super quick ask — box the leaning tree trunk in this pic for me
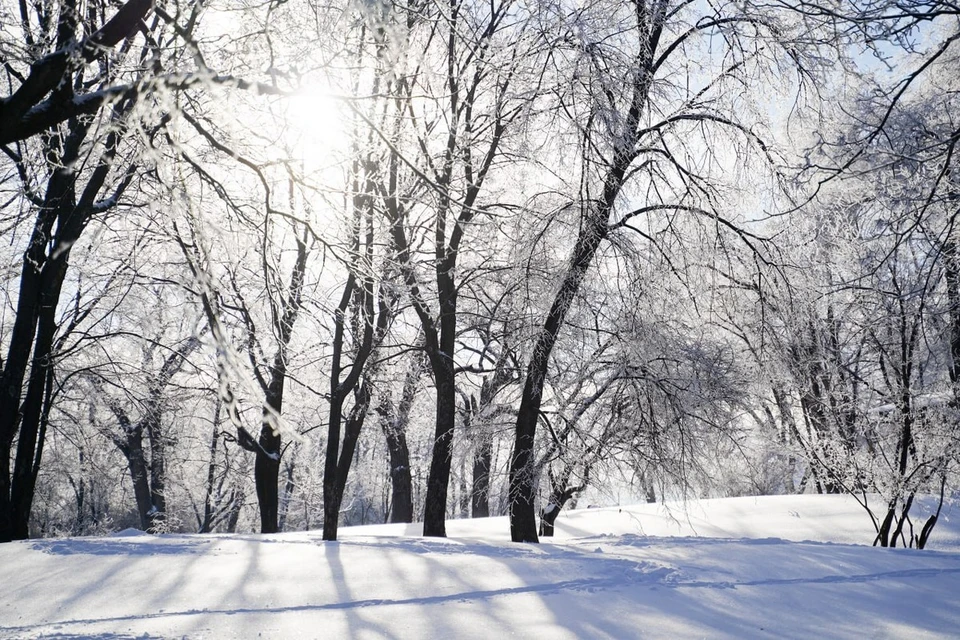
[538,465,585,537]
[508,207,612,543]
[539,490,575,538]
[506,1,652,541]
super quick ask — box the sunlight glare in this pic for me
[284,87,351,173]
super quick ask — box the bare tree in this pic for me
[95,335,202,532]
[349,0,541,536]
[509,0,805,541]
[0,0,175,542]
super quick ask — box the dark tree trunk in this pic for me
[539,502,562,537]
[0,157,79,542]
[225,488,243,533]
[252,233,308,534]
[255,417,282,534]
[333,384,373,528]
[471,437,492,518]
[1,126,107,541]
[379,0,514,537]
[321,221,383,540]
[123,430,154,531]
[538,465,583,537]
[381,413,414,524]
[423,370,456,537]
[507,0,654,543]
[509,211,610,543]
[255,379,285,535]
[144,410,167,531]
[199,418,221,534]
[324,381,375,539]
[0,0,148,544]
[323,391,347,539]
[467,355,515,520]
[376,350,420,524]
[944,241,960,391]
[278,458,296,532]
[10,256,67,539]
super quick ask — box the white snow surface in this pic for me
[4,494,960,639]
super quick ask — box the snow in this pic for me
[3,495,959,639]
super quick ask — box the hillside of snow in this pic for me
[3,494,960,639]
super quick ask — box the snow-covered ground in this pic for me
[4,494,960,639]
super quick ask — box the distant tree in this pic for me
[95,333,203,533]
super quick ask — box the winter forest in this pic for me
[1,0,958,549]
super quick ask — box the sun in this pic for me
[283,86,352,174]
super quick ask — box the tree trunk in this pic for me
[471,437,492,518]
[324,382,374,539]
[255,438,281,533]
[509,211,610,543]
[423,370,456,536]
[253,232,307,534]
[539,502,562,537]
[199,410,221,533]
[376,349,420,524]
[123,430,154,531]
[278,458,297,532]
[257,383,284,534]
[225,488,243,533]
[538,465,582,537]
[0,159,77,542]
[0,0,147,544]
[144,410,167,532]
[383,420,414,524]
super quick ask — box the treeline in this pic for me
[1,0,958,547]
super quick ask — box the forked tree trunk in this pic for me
[377,355,420,524]
[1,105,134,541]
[322,201,384,540]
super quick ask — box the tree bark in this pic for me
[1,110,131,540]
[423,368,456,536]
[509,211,611,543]
[471,438,492,518]
[377,355,420,524]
